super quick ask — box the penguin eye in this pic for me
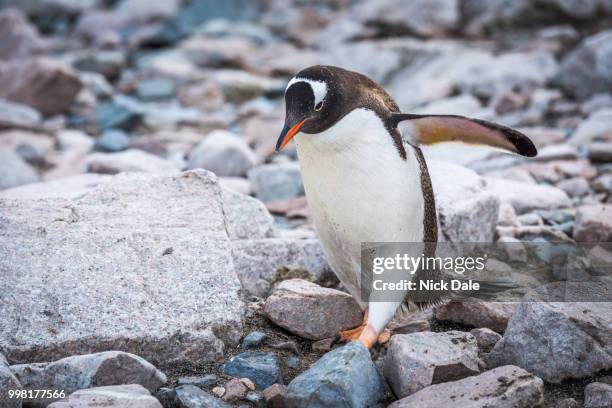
[315,101,323,111]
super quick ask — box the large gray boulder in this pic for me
[389,365,544,408]
[286,342,383,408]
[187,130,257,177]
[485,297,611,383]
[0,170,243,366]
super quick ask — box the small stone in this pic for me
[187,130,257,177]
[571,108,612,145]
[557,177,590,197]
[222,378,248,402]
[96,96,143,132]
[588,142,612,163]
[263,384,287,408]
[239,378,256,391]
[434,299,518,333]
[175,385,231,408]
[388,319,431,335]
[286,342,383,407]
[286,356,300,370]
[311,338,335,353]
[389,365,544,408]
[593,174,612,193]
[222,352,282,390]
[263,279,363,340]
[0,149,39,190]
[212,386,225,398]
[556,398,580,408]
[177,374,218,388]
[245,391,265,407]
[470,328,502,352]
[48,384,162,408]
[584,382,612,408]
[94,129,130,153]
[534,144,578,162]
[517,213,543,226]
[241,331,267,351]
[136,77,175,102]
[248,162,304,203]
[384,331,481,398]
[11,351,167,402]
[72,50,126,81]
[271,340,300,355]
[573,204,612,241]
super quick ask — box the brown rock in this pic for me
[311,338,334,353]
[434,299,518,332]
[470,327,502,352]
[388,319,431,335]
[263,279,362,340]
[389,365,544,408]
[266,196,310,219]
[383,331,481,398]
[574,204,612,242]
[0,58,82,116]
[0,8,45,60]
[518,127,566,147]
[263,383,287,408]
[222,378,247,402]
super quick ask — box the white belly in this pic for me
[295,108,425,306]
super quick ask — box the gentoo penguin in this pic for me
[275,65,537,348]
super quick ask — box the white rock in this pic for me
[571,108,612,145]
[485,177,571,214]
[187,130,257,177]
[86,149,180,175]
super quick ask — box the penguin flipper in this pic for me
[391,113,538,157]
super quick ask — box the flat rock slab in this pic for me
[286,342,383,408]
[434,299,518,333]
[11,351,166,404]
[0,170,243,366]
[389,365,544,408]
[263,279,363,340]
[48,384,162,408]
[384,331,481,398]
[485,299,612,383]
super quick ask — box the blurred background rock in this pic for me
[0,0,611,240]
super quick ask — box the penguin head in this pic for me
[276,66,343,151]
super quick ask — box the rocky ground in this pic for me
[1,0,612,407]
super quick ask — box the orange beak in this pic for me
[275,118,306,152]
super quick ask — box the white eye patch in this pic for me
[286,77,328,107]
